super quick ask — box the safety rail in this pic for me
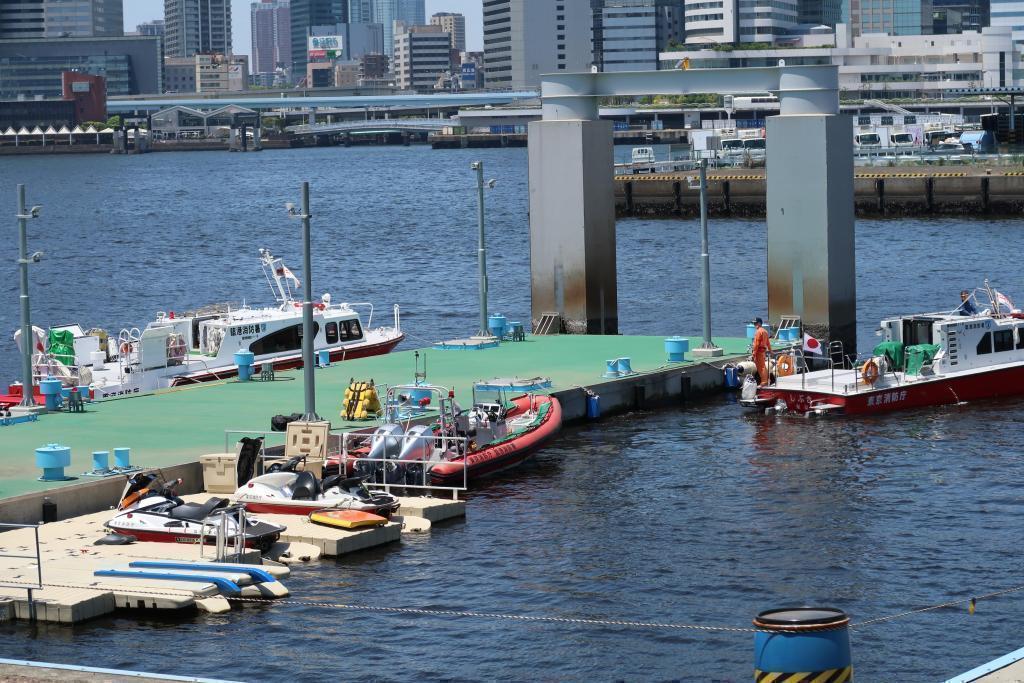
[200,504,247,562]
[338,431,468,500]
[0,523,42,621]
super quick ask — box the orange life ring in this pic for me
[119,342,130,355]
[861,359,880,385]
[776,354,796,377]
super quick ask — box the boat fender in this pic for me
[861,358,880,385]
[776,354,796,377]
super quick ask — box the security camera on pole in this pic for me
[13,184,45,415]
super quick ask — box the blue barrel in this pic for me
[616,357,633,375]
[39,377,63,411]
[602,360,620,378]
[746,323,757,340]
[113,447,131,469]
[754,608,852,681]
[488,314,508,339]
[234,350,255,382]
[664,336,689,363]
[724,366,740,388]
[317,349,330,367]
[586,393,600,419]
[92,450,110,471]
[36,443,72,481]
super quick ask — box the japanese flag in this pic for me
[995,290,1015,313]
[276,265,300,288]
[803,333,823,355]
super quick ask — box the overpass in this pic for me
[107,91,539,115]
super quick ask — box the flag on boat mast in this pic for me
[276,264,300,288]
[803,333,823,355]
[995,290,1014,314]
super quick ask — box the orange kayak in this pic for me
[309,509,388,529]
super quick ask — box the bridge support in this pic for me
[528,66,856,352]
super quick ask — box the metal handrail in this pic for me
[0,523,42,621]
[200,503,247,562]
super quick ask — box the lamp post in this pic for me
[15,184,43,407]
[691,157,723,357]
[287,182,320,421]
[471,161,492,337]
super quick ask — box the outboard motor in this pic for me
[359,424,404,482]
[396,424,436,486]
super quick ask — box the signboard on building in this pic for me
[460,62,477,88]
[71,81,91,93]
[308,35,343,60]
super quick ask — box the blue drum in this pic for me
[754,607,852,681]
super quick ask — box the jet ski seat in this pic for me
[170,497,229,521]
[291,471,321,500]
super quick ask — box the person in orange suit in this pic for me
[751,317,771,386]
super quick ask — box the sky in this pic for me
[123,0,483,56]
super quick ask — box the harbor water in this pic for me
[1,148,1024,680]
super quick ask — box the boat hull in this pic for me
[103,524,280,550]
[758,364,1024,415]
[429,395,562,485]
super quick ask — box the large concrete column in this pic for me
[766,114,856,355]
[528,119,617,334]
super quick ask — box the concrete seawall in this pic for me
[616,169,1024,218]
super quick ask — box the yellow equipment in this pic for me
[342,379,382,420]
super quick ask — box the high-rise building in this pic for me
[372,0,426,57]
[164,0,232,58]
[800,0,844,27]
[252,0,291,77]
[991,0,1024,48]
[592,0,684,72]
[483,0,593,89]
[932,0,990,32]
[430,11,465,51]
[844,0,933,36]
[290,0,347,81]
[0,0,45,39]
[394,23,450,90]
[137,19,166,37]
[682,0,798,44]
[45,0,123,37]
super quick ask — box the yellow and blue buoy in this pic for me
[753,607,852,682]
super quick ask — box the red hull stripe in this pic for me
[104,525,277,548]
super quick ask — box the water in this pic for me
[1,147,1023,681]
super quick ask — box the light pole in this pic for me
[691,157,723,357]
[470,161,497,337]
[15,184,43,407]
[287,182,320,421]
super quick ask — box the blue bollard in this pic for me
[113,447,131,469]
[92,450,110,471]
[664,336,689,363]
[35,444,73,481]
[586,393,601,420]
[39,377,63,411]
[616,357,633,375]
[602,360,620,379]
[754,608,852,681]
[487,314,508,339]
[234,351,255,381]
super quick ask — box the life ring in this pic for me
[861,359,880,385]
[119,342,131,355]
[776,354,796,377]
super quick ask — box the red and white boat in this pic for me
[3,249,403,404]
[741,285,1024,416]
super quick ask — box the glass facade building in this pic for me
[592,0,685,71]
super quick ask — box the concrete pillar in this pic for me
[528,119,617,334]
[766,114,856,354]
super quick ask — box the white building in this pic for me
[196,53,249,92]
[394,24,451,91]
[991,0,1024,50]
[661,25,1020,99]
[483,0,593,90]
[682,0,798,45]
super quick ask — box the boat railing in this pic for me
[344,302,374,328]
[200,503,247,562]
[338,431,469,500]
[0,522,42,621]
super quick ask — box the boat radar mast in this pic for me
[259,248,300,307]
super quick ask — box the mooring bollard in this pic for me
[234,350,255,381]
[753,607,852,681]
[113,447,131,469]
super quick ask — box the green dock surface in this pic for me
[0,335,748,500]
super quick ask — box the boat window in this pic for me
[325,322,338,344]
[249,322,320,356]
[1018,327,1024,350]
[349,319,362,340]
[993,329,1014,353]
[902,318,934,346]
[976,332,992,355]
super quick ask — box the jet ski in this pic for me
[105,473,285,550]
[235,457,400,518]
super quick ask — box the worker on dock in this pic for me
[957,290,978,316]
[751,317,770,386]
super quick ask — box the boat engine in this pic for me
[359,424,404,482]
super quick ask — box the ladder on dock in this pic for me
[534,312,562,336]
[0,523,42,621]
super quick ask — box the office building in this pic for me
[0,0,45,39]
[0,36,163,98]
[290,0,346,80]
[430,11,465,51]
[592,0,684,72]
[252,0,291,77]
[800,0,843,27]
[137,19,165,36]
[196,53,249,92]
[394,23,450,90]
[483,0,593,89]
[372,0,426,57]
[165,56,198,91]
[683,0,798,44]
[164,0,232,58]
[991,0,1024,49]
[932,1,989,32]
[845,0,933,36]
[661,24,1018,97]
[45,0,123,37]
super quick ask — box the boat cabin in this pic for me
[879,312,1024,374]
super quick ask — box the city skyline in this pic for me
[123,0,481,56]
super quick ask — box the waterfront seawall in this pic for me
[616,168,1024,217]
